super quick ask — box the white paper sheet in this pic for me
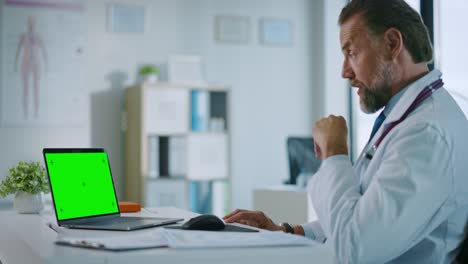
[163,229,317,248]
[56,230,168,250]
[55,228,318,251]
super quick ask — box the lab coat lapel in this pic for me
[384,69,442,125]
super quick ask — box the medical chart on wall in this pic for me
[1,0,86,126]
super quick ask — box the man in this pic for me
[224,0,468,263]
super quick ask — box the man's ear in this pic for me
[383,28,403,61]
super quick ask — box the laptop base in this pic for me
[61,216,183,231]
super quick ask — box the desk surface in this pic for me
[0,207,335,264]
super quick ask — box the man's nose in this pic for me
[341,59,354,79]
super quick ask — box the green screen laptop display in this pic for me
[45,152,119,221]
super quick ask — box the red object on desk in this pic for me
[118,201,141,212]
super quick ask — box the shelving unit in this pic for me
[124,82,230,216]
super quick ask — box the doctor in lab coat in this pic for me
[224,0,468,263]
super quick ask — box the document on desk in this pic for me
[55,229,317,251]
[56,230,168,251]
[163,229,317,248]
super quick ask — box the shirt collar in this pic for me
[382,83,408,118]
[383,69,442,124]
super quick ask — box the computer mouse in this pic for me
[181,214,225,231]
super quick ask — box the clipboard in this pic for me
[55,239,168,251]
[55,230,169,251]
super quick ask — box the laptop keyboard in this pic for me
[90,217,169,227]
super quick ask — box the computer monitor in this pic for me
[286,137,321,185]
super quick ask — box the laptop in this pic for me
[43,148,183,231]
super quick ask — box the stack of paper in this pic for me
[163,229,317,248]
[55,229,318,251]
[56,231,168,251]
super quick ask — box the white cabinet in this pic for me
[187,133,228,180]
[124,83,230,215]
[144,88,189,134]
[145,178,188,209]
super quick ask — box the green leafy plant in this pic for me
[139,65,160,76]
[0,161,50,197]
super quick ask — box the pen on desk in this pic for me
[74,240,105,249]
[48,222,60,233]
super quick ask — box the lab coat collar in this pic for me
[383,69,442,125]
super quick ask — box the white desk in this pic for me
[0,207,335,264]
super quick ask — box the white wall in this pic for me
[0,0,348,211]
[175,0,320,209]
[323,0,348,118]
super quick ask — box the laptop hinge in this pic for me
[59,214,119,225]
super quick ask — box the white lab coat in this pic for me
[304,70,468,263]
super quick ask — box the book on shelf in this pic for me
[191,90,210,132]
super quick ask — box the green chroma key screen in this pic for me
[45,152,119,221]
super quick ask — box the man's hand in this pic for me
[313,115,349,160]
[223,209,282,231]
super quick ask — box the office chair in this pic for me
[286,137,321,185]
[456,221,468,263]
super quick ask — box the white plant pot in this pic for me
[142,74,158,84]
[14,191,43,214]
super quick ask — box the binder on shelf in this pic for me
[200,181,213,214]
[191,90,210,132]
[212,181,229,217]
[189,181,213,214]
[147,136,159,178]
[209,91,227,131]
[189,181,200,213]
[159,137,169,177]
[169,136,187,177]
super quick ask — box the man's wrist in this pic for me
[323,146,348,159]
[279,222,295,234]
[278,223,306,236]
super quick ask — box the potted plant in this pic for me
[139,65,160,84]
[0,161,50,213]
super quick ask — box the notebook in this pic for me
[43,148,183,231]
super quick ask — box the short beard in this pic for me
[359,61,394,114]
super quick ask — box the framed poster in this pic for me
[259,18,293,46]
[2,0,86,126]
[214,15,251,44]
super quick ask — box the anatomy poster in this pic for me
[1,0,86,126]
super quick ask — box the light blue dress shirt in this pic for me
[303,69,468,263]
